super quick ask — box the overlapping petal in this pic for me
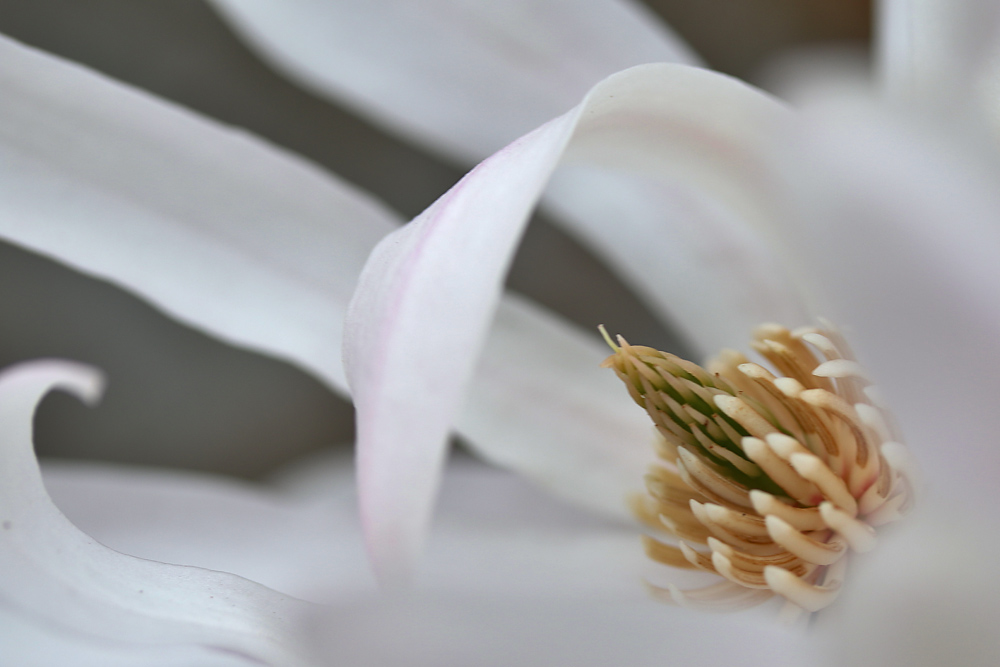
[207,0,700,163]
[0,33,396,393]
[205,0,809,358]
[42,458,373,604]
[775,92,1000,497]
[344,63,813,581]
[44,452,813,665]
[0,33,679,542]
[458,296,652,522]
[0,360,317,665]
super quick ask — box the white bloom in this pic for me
[1,1,1000,665]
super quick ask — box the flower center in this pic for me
[601,321,914,616]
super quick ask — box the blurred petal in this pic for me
[42,459,373,604]
[298,457,810,666]
[2,610,262,667]
[0,33,713,526]
[211,0,803,352]
[49,453,646,600]
[776,91,1000,498]
[877,0,1000,121]
[313,592,811,667]
[0,360,316,665]
[544,165,806,359]
[0,34,399,393]
[457,296,651,522]
[345,64,809,580]
[819,496,1000,666]
[208,0,701,163]
[417,456,652,597]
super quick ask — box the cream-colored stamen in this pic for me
[601,321,913,614]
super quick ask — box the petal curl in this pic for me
[0,360,317,665]
[42,459,373,604]
[345,64,808,580]
[346,115,578,582]
[0,34,704,530]
[208,0,701,162]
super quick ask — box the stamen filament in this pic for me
[602,321,913,614]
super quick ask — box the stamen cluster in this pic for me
[602,322,913,615]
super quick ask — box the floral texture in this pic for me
[1,1,1000,665]
[605,323,912,613]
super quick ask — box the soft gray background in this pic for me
[0,0,870,477]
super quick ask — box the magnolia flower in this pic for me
[2,1,1000,665]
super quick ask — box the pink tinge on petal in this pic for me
[345,63,806,583]
[346,115,580,583]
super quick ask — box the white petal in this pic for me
[211,0,789,354]
[777,91,1000,498]
[0,360,316,665]
[458,295,652,521]
[316,458,811,666]
[345,64,807,579]
[544,164,808,358]
[208,0,701,163]
[346,114,579,582]
[538,64,810,355]
[818,495,1000,666]
[37,455,811,665]
[0,34,399,394]
[418,456,649,598]
[0,33,708,527]
[313,593,812,667]
[42,459,374,604]
[2,609,260,667]
[877,0,1000,123]
[211,0,804,352]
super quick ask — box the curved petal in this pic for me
[345,63,810,580]
[0,33,749,531]
[346,114,579,582]
[775,91,1000,498]
[42,459,373,604]
[2,609,265,667]
[35,455,809,665]
[0,33,399,394]
[0,360,318,665]
[457,295,652,522]
[543,165,807,357]
[207,0,701,163]
[47,453,645,601]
